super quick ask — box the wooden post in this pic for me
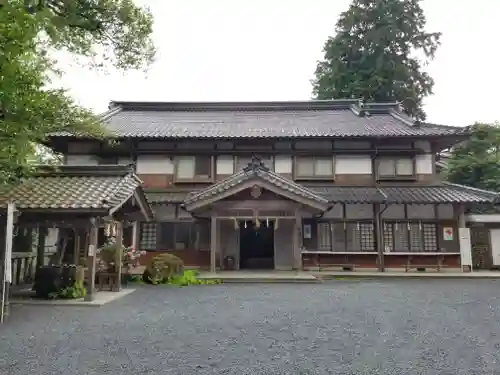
[132,221,139,250]
[374,204,384,272]
[84,219,98,302]
[210,216,217,273]
[73,230,80,266]
[36,226,47,269]
[293,208,302,270]
[113,221,123,292]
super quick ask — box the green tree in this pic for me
[312,0,440,119]
[445,123,500,192]
[0,0,155,184]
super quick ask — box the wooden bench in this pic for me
[97,272,119,291]
[302,252,357,271]
[405,255,445,272]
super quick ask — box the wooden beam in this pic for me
[84,219,98,302]
[113,221,123,292]
[36,226,47,270]
[210,216,217,273]
[374,204,384,272]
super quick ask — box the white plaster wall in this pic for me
[335,155,372,174]
[65,155,98,165]
[136,155,174,174]
[274,155,293,174]
[416,154,434,174]
[216,155,234,175]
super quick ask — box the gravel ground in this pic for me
[1,280,500,375]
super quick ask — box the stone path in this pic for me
[1,280,500,374]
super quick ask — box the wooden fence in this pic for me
[10,252,53,287]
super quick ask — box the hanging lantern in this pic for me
[244,221,247,229]
[266,217,269,228]
[104,222,111,237]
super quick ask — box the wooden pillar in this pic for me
[132,221,140,250]
[36,226,47,269]
[210,216,217,273]
[374,204,384,272]
[73,230,80,266]
[293,208,302,270]
[113,221,123,292]
[84,218,98,302]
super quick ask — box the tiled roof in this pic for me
[147,183,499,207]
[307,183,499,204]
[184,158,329,208]
[0,166,153,217]
[52,100,468,139]
[307,186,386,204]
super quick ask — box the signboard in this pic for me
[303,224,311,239]
[459,228,472,271]
[443,227,454,241]
[88,244,96,257]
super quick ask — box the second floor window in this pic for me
[377,157,414,179]
[295,156,334,179]
[175,156,212,181]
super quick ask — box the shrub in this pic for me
[142,253,184,284]
[57,281,87,299]
[169,270,222,286]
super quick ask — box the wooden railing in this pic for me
[10,253,53,287]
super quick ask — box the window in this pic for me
[316,221,375,252]
[377,157,414,179]
[138,221,211,251]
[295,156,334,179]
[175,156,212,181]
[383,221,438,253]
[236,155,274,171]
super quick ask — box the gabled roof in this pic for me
[52,100,469,139]
[0,165,154,219]
[183,158,330,211]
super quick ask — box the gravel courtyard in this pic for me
[1,279,500,374]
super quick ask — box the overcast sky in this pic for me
[55,0,499,127]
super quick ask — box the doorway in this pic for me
[239,220,274,269]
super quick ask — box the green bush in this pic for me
[168,270,222,286]
[52,281,87,299]
[142,253,184,284]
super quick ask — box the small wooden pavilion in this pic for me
[0,165,153,310]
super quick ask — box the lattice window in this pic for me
[383,223,394,252]
[359,223,375,251]
[139,222,157,250]
[317,222,332,250]
[346,222,375,252]
[332,223,346,252]
[393,222,409,251]
[423,224,438,252]
[409,223,422,252]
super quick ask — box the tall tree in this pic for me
[0,0,155,184]
[445,123,500,192]
[312,0,440,119]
